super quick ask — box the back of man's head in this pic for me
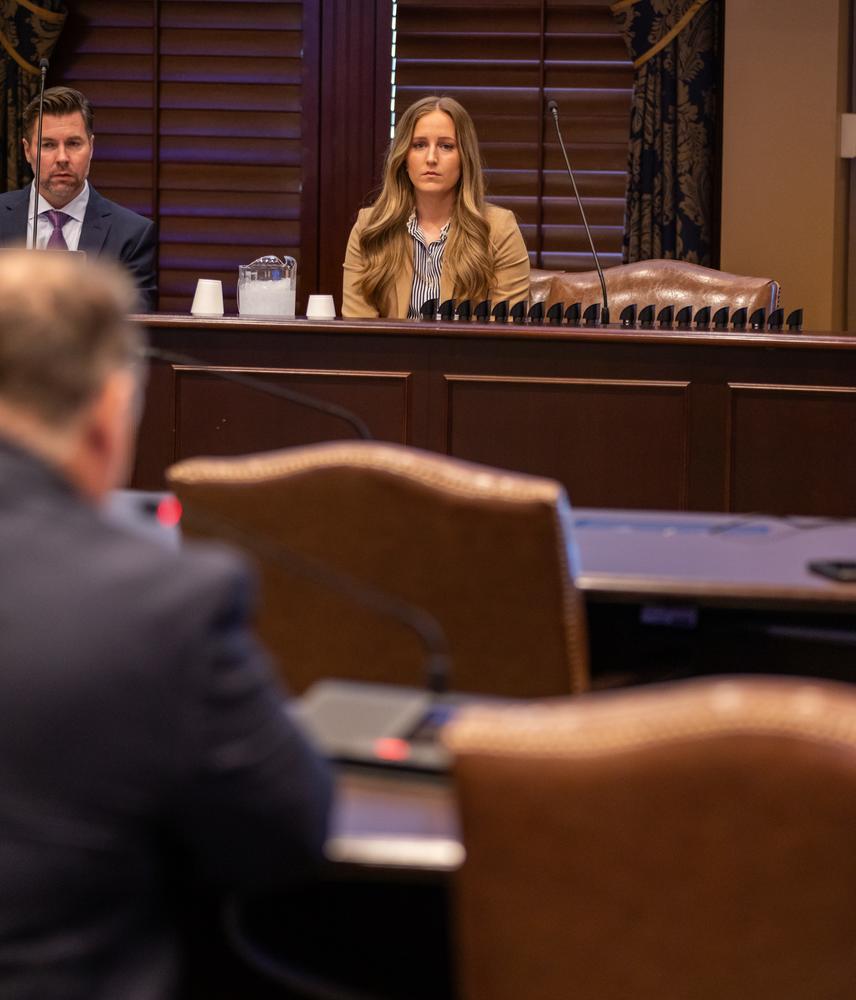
[0,251,140,426]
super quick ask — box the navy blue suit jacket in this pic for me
[0,439,332,999]
[0,184,158,311]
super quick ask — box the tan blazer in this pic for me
[342,203,531,319]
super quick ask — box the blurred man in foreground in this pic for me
[0,251,331,998]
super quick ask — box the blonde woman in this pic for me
[342,96,530,319]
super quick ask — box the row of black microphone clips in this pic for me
[419,298,805,332]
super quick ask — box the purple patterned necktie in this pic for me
[43,209,71,250]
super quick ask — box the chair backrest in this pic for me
[445,676,856,1000]
[545,258,780,317]
[529,268,565,305]
[167,442,589,697]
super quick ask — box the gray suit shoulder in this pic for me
[97,514,254,620]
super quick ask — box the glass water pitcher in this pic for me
[237,255,297,317]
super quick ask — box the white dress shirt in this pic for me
[26,181,90,251]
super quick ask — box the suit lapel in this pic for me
[393,250,414,319]
[0,187,32,245]
[78,187,110,255]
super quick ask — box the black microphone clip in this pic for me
[420,298,439,321]
[712,306,729,331]
[510,301,527,324]
[545,302,564,326]
[657,305,674,330]
[675,306,693,330]
[786,308,803,332]
[748,308,766,331]
[694,306,711,330]
[582,303,601,327]
[564,302,582,326]
[526,301,544,325]
[638,304,656,329]
[731,307,748,331]
[619,304,637,329]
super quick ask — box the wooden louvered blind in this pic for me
[55,0,311,311]
[394,0,633,270]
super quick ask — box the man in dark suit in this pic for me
[0,86,157,311]
[0,250,332,998]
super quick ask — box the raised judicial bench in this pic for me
[134,315,856,519]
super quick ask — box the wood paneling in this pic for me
[172,367,412,460]
[316,0,393,306]
[727,383,856,516]
[52,1,155,218]
[443,375,689,508]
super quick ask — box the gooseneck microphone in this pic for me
[143,347,451,692]
[547,99,610,325]
[29,57,50,251]
[179,500,452,694]
[145,346,373,440]
[137,348,452,693]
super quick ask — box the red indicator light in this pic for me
[373,737,411,761]
[156,496,183,527]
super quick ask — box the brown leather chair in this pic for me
[166,441,589,697]
[529,267,565,305]
[545,258,780,318]
[446,676,856,1000]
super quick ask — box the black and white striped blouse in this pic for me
[406,213,451,319]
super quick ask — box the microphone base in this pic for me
[296,680,501,774]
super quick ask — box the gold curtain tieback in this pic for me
[12,0,66,23]
[0,28,39,74]
[610,0,710,69]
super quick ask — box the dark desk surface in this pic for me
[139,313,856,350]
[573,508,856,611]
[327,767,461,872]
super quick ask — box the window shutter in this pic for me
[394,0,632,270]
[54,2,156,220]
[56,0,312,311]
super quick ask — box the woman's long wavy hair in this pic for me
[357,96,494,315]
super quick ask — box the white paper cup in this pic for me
[305,294,336,320]
[190,278,224,316]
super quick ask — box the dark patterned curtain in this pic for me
[612,0,720,265]
[1,0,66,192]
